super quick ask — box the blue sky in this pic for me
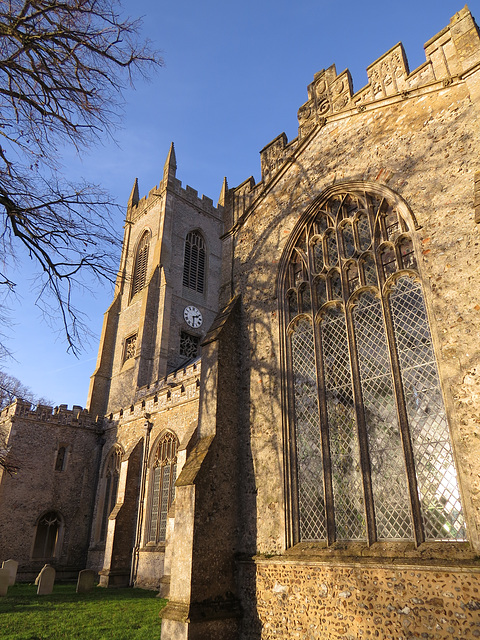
[3,0,479,409]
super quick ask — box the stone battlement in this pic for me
[0,400,96,428]
[105,358,201,426]
[128,175,221,224]
[227,5,480,224]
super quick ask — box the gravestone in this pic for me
[34,564,48,585]
[0,568,9,596]
[76,569,96,593]
[2,559,18,586]
[37,564,55,595]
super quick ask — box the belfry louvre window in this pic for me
[131,232,150,298]
[183,231,206,293]
[282,188,466,546]
[147,432,178,544]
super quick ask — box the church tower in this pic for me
[87,145,224,417]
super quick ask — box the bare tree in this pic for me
[0,369,52,408]
[0,369,53,473]
[0,0,162,354]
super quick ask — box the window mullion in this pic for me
[344,304,377,545]
[312,313,336,544]
[285,329,301,546]
[308,234,335,543]
[380,292,425,546]
[156,463,163,543]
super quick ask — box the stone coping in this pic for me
[251,541,480,571]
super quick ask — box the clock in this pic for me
[183,305,203,328]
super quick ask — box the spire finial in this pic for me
[128,177,139,208]
[163,142,177,182]
[218,176,228,207]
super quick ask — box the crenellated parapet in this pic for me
[126,143,222,226]
[0,399,97,428]
[104,358,201,427]
[225,5,480,210]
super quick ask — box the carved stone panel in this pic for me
[367,44,409,99]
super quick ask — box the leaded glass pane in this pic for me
[357,213,371,251]
[325,230,338,267]
[384,210,401,242]
[158,464,172,542]
[322,308,366,540]
[300,285,312,315]
[328,198,342,217]
[343,194,358,217]
[288,289,298,319]
[347,262,360,297]
[315,278,327,307]
[313,240,324,273]
[291,319,326,540]
[342,222,355,258]
[362,253,377,287]
[330,271,342,300]
[400,237,417,270]
[381,245,397,279]
[390,277,466,540]
[354,293,413,539]
[314,214,329,235]
[149,466,162,542]
[294,264,304,288]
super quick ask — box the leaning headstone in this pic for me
[2,559,18,586]
[37,564,55,595]
[35,564,49,585]
[0,568,9,596]
[76,569,96,593]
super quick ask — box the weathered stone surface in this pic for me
[2,559,18,586]
[0,568,9,596]
[0,403,100,582]
[37,565,55,595]
[76,569,96,593]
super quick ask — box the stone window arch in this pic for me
[130,230,150,299]
[32,511,63,559]
[183,230,206,294]
[99,445,122,542]
[279,185,466,547]
[54,445,67,471]
[146,431,178,544]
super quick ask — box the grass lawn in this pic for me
[0,583,166,640]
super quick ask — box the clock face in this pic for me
[183,306,203,328]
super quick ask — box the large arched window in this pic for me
[32,511,63,559]
[99,446,122,542]
[183,230,206,293]
[146,432,178,544]
[282,187,466,546]
[130,231,150,298]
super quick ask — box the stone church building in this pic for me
[1,6,480,638]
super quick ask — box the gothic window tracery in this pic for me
[282,188,466,546]
[180,331,200,360]
[183,230,206,294]
[123,334,137,363]
[131,231,150,299]
[32,511,63,559]
[146,432,178,544]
